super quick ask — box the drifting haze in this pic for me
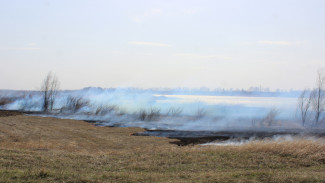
[1,0,325,90]
[0,88,305,131]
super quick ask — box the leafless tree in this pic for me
[310,70,325,126]
[298,89,312,126]
[41,72,60,112]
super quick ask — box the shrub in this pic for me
[194,107,206,120]
[95,104,119,115]
[261,108,279,127]
[62,96,89,113]
[138,107,161,121]
[166,107,183,116]
[138,109,147,121]
[147,107,161,121]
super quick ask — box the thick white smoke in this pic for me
[1,87,323,131]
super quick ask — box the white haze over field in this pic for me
[1,87,317,132]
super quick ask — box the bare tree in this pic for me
[310,70,325,126]
[298,89,311,126]
[41,72,60,112]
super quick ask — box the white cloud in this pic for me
[175,53,231,60]
[128,41,172,47]
[257,40,294,46]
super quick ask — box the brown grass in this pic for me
[0,111,324,182]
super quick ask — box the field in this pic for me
[0,110,324,182]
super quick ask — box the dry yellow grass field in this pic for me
[0,111,325,182]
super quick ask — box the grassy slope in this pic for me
[0,112,324,182]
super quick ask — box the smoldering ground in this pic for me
[1,87,324,145]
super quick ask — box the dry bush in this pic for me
[62,96,90,113]
[147,107,161,121]
[260,108,279,127]
[95,104,119,115]
[138,109,147,121]
[138,107,161,121]
[166,107,183,116]
[194,107,206,120]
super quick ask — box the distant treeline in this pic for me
[68,87,302,98]
[0,86,302,98]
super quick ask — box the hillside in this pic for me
[0,111,324,182]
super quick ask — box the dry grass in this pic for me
[0,111,324,182]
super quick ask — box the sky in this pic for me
[0,0,325,90]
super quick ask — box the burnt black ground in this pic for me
[0,110,22,117]
[2,110,325,146]
[133,129,325,146]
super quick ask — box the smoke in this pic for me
[201,137,256,146]
[201,135,324,146]
[1,87,324,132]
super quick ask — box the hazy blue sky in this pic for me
[1,0,324,90]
